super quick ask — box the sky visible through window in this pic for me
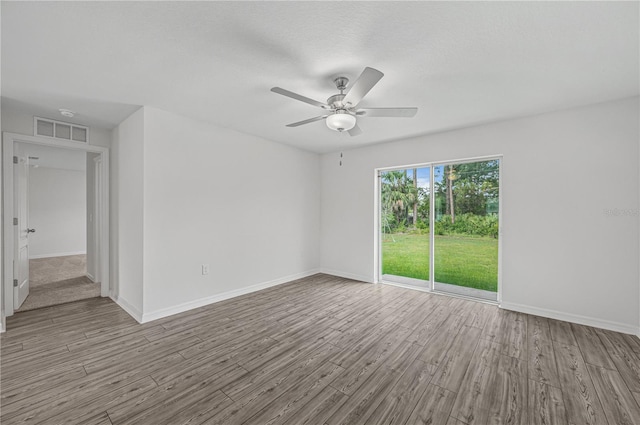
[399,167,438,190]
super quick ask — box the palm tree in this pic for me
[381,170,418,231]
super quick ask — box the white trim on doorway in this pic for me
[2,132,110,318]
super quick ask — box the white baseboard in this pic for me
[500,301,640,335]
[86,273,96,283]
[30,251,86,259]
[111,295,143,323]
[319,268,372,284]
[140,269,321,323]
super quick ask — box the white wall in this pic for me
[140,107,320,318]
[110,106,320,321]
[321,97,640,333]
[28,166,86,258]
[111,108,144,318]
[1,106,112,149]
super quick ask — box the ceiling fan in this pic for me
[271,67,417,136]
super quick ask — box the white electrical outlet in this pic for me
[202,264,210,275]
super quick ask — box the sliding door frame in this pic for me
[375,154,503,304]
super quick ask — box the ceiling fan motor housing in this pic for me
[333,76,349,91]
[327,93,346,109]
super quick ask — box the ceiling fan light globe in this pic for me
[326,111,356,132]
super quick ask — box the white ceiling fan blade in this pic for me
[342,67,384,108]
[348,124,363,137]
[271,87,330,109]
[357,107,418,117]
[286,115,328,127]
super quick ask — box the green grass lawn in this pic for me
[382,233,498,292]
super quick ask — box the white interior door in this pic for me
[14,144,30,309]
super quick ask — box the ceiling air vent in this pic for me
[34,117,89,143]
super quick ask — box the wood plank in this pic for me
[553,341,607,425]
[482,309,527,358]
[280,385,349,425]
[79,323,165,347]
[4,275,638,425]
[203,348,344,425]
[621,334,640,358]
[81,412,114,425]
[235,327,334,373]
[596,329,640,392]
[364,359,437,425]
[330,327,413,395]
[633,392,640,408]
[1,364,87,406]
[1,352,183,420]
[328,313,398,352]
[528,380,568,425]
[450,338,502,424]
[571,323,616,369]
[0,341,23,355]
[586,363,640,425]
[528,315,561,387]
[325,342,422,425]
[417,312,466,366]
[431,325,482,393]
[160,389,234,425]
[398,296,442,331]
[83,334,201,374]
[405,384,457,425]
[490,353,528,424]
[7,376,157,424]
[238,361,344,425]
[451,337,527,425]
[107,364,245,424]
[223,340,341,402]
[465,302,496,330]
[405,303,452,346]
[1,343,70,368]
[549,318,577,346]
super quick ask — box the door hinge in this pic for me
[13,156,18,164]
[13,279,18,287]
[13,218,18,225]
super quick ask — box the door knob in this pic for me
[27,228,36,234]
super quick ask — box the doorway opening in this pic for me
[377,156,501,302]
[3,133,109,320]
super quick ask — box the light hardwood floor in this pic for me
[1,274,640,425]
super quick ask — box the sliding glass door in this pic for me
[380,167,431,286]
[379,157,500,302]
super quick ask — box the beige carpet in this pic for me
[16,254,101,312]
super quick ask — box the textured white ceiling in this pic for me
[2,2,638,153]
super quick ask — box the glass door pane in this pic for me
[380,167,431,286]
[433,160,499,300]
